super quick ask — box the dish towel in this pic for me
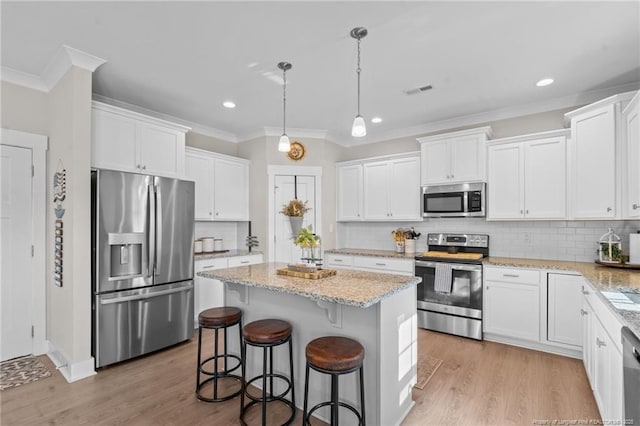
[434,263,453,294]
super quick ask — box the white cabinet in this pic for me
[417,127,492,185]
[487,130,568,220]
[91,101,189,177]
[624,92,640,218]
[325,253,413,276]
[581,281,624,423]
[336,164,363,221]
[362,155,421,221]
[185,147,250,221]
[483,266,540,341]
[547,273,582,347]
[194,254,263,323]
[565,91,636,219]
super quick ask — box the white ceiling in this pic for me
[2,1,639,146]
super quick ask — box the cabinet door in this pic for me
[525,137,567,219]
[487,143,523,219]
[363,161,391,220]
[626,96,640,217]
[421,140,450,185]
[91,108,138,172]
[337,164,363,221]
[213,158,249,220]
[194,258,228,322]
[484,280,540,341]
[547,274,582,347]
[388,157,421,220]
[582,297,594,385]
[450,135,484,183]
[571,105,616,218]
[138,123,185,177]
[185,152,214,220]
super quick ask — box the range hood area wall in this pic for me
[337,219,640,263]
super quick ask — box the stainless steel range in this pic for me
[414,233,489,340]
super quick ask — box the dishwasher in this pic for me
[622,326,640,424]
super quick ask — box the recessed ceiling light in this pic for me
[536,78,554,87]
[371,117,382,124]
[223,101,236,109]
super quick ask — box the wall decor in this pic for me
[287,141,306,161]
[53,160,66,287]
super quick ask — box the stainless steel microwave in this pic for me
[422,182,485,218]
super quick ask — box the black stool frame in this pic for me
[303,362,365,426]
[240,334,296,426]
[195,317,244,402]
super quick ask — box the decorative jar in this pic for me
[598,228,622,263]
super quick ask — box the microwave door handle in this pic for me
[463,190,469,213]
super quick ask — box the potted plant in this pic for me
[280,199,310,236]
[294,225,321,264]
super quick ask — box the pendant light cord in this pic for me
[356,37,361,116]
[282,67,287,134]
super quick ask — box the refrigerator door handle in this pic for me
[99,283,193,305]
[155,184,162,276]
[147,184,156,278]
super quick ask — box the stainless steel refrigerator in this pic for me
[91,169,195,368]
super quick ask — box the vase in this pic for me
[289,216,303,237]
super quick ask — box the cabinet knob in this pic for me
[357,213,360,217]
[215,212,219,216]
[451,174,454,179]
[606,207,612,212]
[520,210,524,214]
[526,210,529,214]
[142,165,146,170]
[580,309,588,316]
[137,164,141,169]
[633,204,639,210]
[582,289,590,295]
[486,285,489,290]
[209,212,212,216]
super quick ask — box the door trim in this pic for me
[267,165,322,263]
[1,129,48,356]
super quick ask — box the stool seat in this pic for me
[198,307,242,327]
[243,319,292,344]
[306,336,364,372]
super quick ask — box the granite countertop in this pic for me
[195,250,263,261]
[198,262,421,308]
[484,256,640,338]
[325,248,418,260]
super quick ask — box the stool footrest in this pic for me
[199,353,242,377]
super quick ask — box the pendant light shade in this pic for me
[278,61,292,152]
[350,27,368,138]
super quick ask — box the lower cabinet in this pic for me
[325,253,414,276]
[194,254,263,324]
[547,273,583,347]
[582,281,624,423]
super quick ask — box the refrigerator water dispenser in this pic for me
[108,233,144,278]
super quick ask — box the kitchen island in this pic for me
[199,262,421,426]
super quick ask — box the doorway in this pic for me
[267,166,322,263]
[0,129,47,361]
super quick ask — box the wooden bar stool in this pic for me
[240,319,296,426]
[303,336,365,426]
[196,307,243,402]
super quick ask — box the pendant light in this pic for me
[278,61,292,152]
[351,27,368,138]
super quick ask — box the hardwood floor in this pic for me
[0,329,599,425]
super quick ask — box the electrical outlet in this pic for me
[523,232,532,245]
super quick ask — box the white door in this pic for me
[1,145,34,361]
[274,175,316,264]
[185,151,213,220]
[525,137,567,219]
[487,143,523,219]
[363,161,390,220]
[336,164,362,221]
[421,140,449,185]
[388,157,421,220]
[213,158,249,220]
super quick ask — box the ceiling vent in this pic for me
[404,85,433,95]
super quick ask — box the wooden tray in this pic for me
[276,268,337,280]
[595,260,640,270]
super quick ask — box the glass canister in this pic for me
[598,228,622,263]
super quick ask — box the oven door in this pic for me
[415,260,482,318]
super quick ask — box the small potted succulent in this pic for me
[280,199,311,236]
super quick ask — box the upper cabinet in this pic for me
[564,91,637,219]
[417,127,493,185]
[336,153,421,222]
[623,92,640,218]
[487,130,569,220]
[91,101,189,178]
[185,147,250,221]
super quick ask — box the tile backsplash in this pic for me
[337,219,640,263]
[194,221,243,251]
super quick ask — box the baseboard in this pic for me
[484,333,582,359]
[46,341,96,383]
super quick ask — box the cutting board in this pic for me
[276,268,337,280]
[422,251,483,260]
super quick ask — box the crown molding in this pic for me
[1,45,105,92]
[342,81,640,147]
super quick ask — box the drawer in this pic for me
[484,266,540,284]
[195,257,228,273]
[228,254,263,268]
[325,253,353,268]
[353,256,414,274]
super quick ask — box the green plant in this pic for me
[600,242,622,261]
[294,225,320,248]
[280,199,310,217]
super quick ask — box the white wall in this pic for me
[338,219,640,263]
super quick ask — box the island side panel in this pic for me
[224,282,382,426]
[379,285,418,426]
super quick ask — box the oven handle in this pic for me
[415,260,481,272]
